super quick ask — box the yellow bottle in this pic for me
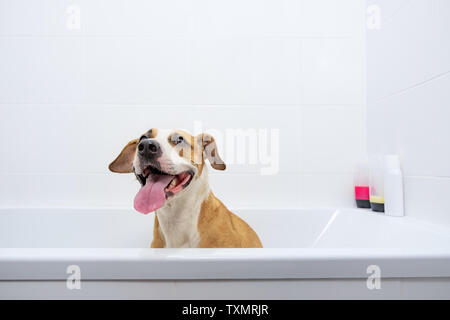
[369,155,385,213]
[369,195,385,212]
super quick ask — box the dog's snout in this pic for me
[138,139,161,158]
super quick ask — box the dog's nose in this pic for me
[138,139,161,157]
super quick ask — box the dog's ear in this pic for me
[109,139,138,173]
[196,133,226,171]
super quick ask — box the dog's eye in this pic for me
[174,136,184,145]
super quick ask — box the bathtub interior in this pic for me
[1,208,450,249]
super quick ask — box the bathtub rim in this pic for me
[1,247,450,280]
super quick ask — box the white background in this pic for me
[367,0,450,226]
[0,0,366,209]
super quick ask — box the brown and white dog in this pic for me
[109,128,262,248]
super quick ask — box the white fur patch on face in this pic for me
[153,129,195,175]
[132,150,142,174]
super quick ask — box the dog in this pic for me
[109,128,262,248]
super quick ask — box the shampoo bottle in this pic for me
[354,158,370,208]
[369,155,385,212]
[383,155,404,217]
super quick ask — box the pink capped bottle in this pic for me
[354,157,371,208]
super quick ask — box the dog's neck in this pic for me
[155,167,210,248]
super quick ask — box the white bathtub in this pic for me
[1,207,450,299]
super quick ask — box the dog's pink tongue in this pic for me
[134,175,174,214]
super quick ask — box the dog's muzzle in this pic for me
[137,138,162,160]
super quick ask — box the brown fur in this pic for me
[150,215,165,248]
[108,139,138,173]
[145,128,158,138]
[197,192,262,248]
[150,192,262,248]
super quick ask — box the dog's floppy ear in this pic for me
[196,133,226,170]
[109,139,138,173]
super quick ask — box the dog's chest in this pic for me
[156,192,207,248]
[157,208,201,248]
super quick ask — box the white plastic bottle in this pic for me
[383,155,404,217]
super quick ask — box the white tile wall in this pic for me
[299,106,366,174]
[0,0,364,38]
[82,37,304,105]
[367,0,450,225]
[301,39,365,105]
[368,73,450,178]
[0,38,85,104]
[0,0,366,208]
[404,176,450,227]
[367,0,450,101]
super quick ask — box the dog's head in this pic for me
[109,128,226,214]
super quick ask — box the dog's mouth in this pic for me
[134,164,194,214]
[138,165,194,193]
